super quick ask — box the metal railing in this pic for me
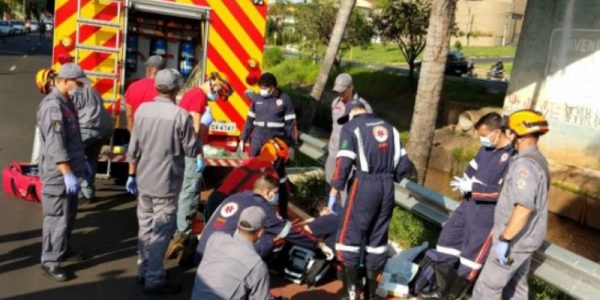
[296,132,600,300]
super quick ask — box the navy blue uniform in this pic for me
[195,191,316,262]
[433,145,515,279]
[331,113,411,270]
[240,91,297,157]
[308,214,340,250]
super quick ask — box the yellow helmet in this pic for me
[508,109,549,136]
[258,137,290,163]
[35,68,56,94]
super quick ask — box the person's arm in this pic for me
[126,118,141,172]
[240,100,256,143]
[392,127,411,182]
[180,112,201,157]
[40,103,71,168]
[282,94,298,148]
[464,148,483,178]
[247,262,270,300]
[500,205,532,240]
[330,126,357,193]
[126,103,134,131]
[189,111,201,135]
[500,159,539,241]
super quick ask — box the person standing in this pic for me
[191,207,271,300]
[124,55,165,130]
[37,63,89,281]
[330,100,411,299]
[72,75,114,202]
[39,19,46,41]
[472,110,550,299]
[325,73,371,210]
[125,69,200,294]
[412,113,515,298]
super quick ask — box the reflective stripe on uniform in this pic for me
[247,111,255,118]
[278,220,292,238]
[266,122,285,128]
[436,245,461,257]
[337,150,357,160]
[336,243,361,253]
[284,114,296,121]
[460,256,483,270]
[393,127,401,167]
[253,121,265,127]
[366,245,388,254]
[354,128,369,172]
[401,148,407,156]
[469,159,478,170]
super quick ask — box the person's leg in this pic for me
[176,156,201,236]
[457,202,495,280]
[204,191,226,221]
[145,196,177,289]
[41,188,69,267]
[433,200,468,266]
[64,193,79,254]
[502,253,532,300]
[137,194,153,281]
[472,244,532,299]
[80,129,102,200]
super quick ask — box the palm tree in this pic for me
[407,0,457,184]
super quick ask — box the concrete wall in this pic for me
[506,0,600,171]
[451,0,527,47]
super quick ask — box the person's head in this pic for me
[257,72,278,97]
[258,137,290,163]
[332,73,354,102]
[201,72,232,101]
[145,55,166,78]
[237,206,267,243]
[474,112,508,149]
[54,63,89,99]
[337,100,367,125]
[506,109,549,152]
[252,173,280,206]
[154,69,183,100]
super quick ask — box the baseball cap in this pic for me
[337,99,366,125]
[238,206,267,231]
[154,69,183,92]
[56,63,90,84]
[332,73,352,93]
[145,55,166,69]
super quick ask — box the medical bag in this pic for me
[2,162,42,202]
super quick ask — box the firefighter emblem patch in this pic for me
[500,153,509,163]
[220,202,239,218]
[276,99,283,106]
[373,125,389,143]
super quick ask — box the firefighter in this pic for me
[195,174,319,263]
[203,137,290,221]
[240,73,298,159]
[124,55,166,130]
[125,69,200,294]
[37,63,90,281]
[330,100,411,300]
[325,73,372,210]
[413,112,515,299]
[472,110,550,299]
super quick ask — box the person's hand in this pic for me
[63,172,80,196]
[327,194,338,215]
[200,107,213,126]
[196,156,205,173]
[319,242,335,261]
[450,175,473,195]
[289,147,295,161]
[126,176,138,195]
[495,240,510,265]
[84,161,93,181]
[237,141,245,157]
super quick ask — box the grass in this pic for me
[529,277,574,300]
[388,207,440,249]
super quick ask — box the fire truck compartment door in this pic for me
[129,0,210,20]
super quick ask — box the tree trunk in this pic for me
[304,0,356,126]
[407,0,457,184]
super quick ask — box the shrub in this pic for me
[263,47,285,68]
[388,207,440,249]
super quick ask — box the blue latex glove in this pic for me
[495,240,510,265]
[196,156,206,173]
[84,161,94,181]
[126,176,138,195]
[200,107,213,126]
[327,194,338,215]
[63,172,80,196]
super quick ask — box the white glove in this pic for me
[237,141,245,157]
[450,175,485,195]
[200,106,213,126]
[319,243,334,261]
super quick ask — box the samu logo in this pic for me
[253,0,264,5]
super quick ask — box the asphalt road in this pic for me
[0,35,342,300]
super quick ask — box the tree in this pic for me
[294,0,373,67]
[407,0,457,184]
[373,0,431,81]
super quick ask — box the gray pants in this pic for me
[137,193,177,288]
[176,156,202,235]
[80,128,104,199]
[41,186,78,267]
[472,247,532,300]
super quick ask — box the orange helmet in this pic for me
[35,68,56,94]
[258,137,290,163]
[508,109,549,136]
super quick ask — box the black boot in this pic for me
[340,265,362,300]
[420,263,453,299]
[365,268,383,300]
[444,273,472,300]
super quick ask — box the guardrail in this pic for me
[297,132,600,300]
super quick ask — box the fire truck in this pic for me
[50,0,268,177]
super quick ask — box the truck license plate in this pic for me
[210,122,237,133]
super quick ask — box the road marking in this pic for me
[22,54,28,58]
[9,65,16,71]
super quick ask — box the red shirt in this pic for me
[179,87,208,115]
[125,77,158,116]
[217,158,278,195]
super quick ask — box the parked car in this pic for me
[414,50,470,76]
[0,21,15,36]
[10,21,25,35]
[30,21,40,32]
